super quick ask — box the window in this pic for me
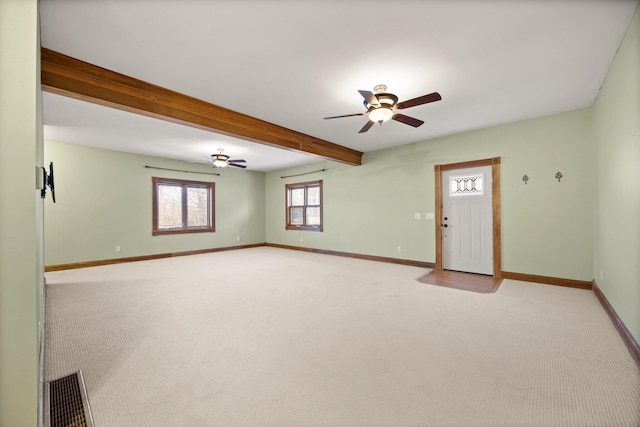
[152,177,214,235]
[449,173,484,196]
[286,180,323,231]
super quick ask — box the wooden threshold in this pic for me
[40,48,363,166]
[417,270,502,294]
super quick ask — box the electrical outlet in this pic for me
[115,246,121,253]
[600,269,603,280]
[300,237,304,243]
[236,236,241,241]
[397,245,401,252]
[414,213,421,220]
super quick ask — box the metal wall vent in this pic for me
[44,370,95,427]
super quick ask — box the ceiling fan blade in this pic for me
[228,159,246,163]
[358,120,375,133]
[358,90,380,107]
[395,92,441,110]
[228,163,247,169]
[324,112,366,120]
[392,113,424,128]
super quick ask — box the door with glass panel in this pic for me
[441,165,493,275]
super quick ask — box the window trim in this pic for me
[285,179,323,232]
[152,177,215,235]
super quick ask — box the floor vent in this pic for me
[44,370,95,427]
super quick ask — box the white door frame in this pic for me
[434,157,501,279]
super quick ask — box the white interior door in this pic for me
[442,165,493,275]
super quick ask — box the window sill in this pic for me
[153,227,215,236]
[286,225,322,232]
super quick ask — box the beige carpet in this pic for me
[45,247,640,426]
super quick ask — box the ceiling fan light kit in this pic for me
[212,155,228,168]
[369,107,393,123]
[207,149,247,169]
[325,84,441,133]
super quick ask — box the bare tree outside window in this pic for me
[158,184,182,229]
[285,180,323,231]
[152,177,214,235]
[187,186,209,227]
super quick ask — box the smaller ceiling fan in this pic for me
[205,149,247,169]
[324,84,441,133]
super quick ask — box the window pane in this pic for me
[290,207,304,225]
[307,186,320,205]
[187,186,209,227]
[290,188,305,206]
[306,207,320,225]
[158,184,182,229]
[285,180,322,232]
[153,178,214,235]
[450,173,484,196]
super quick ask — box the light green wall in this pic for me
[592,5,640,342]
[267,108,594,282]
[0,0,42,425]
[0,4,633,425]
[44,141,265,266]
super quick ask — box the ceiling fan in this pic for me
[324,84,441,133]
[205,149,247,169]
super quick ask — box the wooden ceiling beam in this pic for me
[40,48,362,166]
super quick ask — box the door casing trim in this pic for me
[434,157,501,279]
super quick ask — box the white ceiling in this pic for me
[40,0,638,172]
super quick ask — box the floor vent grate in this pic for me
[45,370,94,427]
